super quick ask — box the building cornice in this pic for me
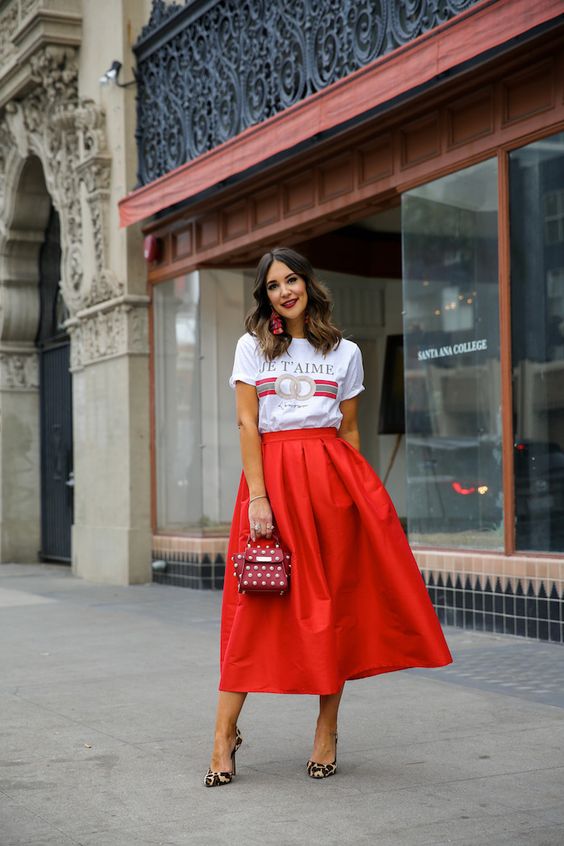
[0,1,82,108]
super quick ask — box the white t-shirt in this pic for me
[229,333,365,433]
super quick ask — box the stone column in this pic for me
[0,345,41,561]
[0,37,152,582]
[68,295,151,584]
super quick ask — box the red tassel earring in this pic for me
[269,308,284,335]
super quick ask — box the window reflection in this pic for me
[153,273,202,532]
[402,158,503,549]
[153,269,252,534]
[510,131,564,552]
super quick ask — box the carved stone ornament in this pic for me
[66,296,150,373]
[0,46,123,321]
[0,2,19,74]
[0,348,39,390]
[0,1,42,72]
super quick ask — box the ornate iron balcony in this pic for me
[134,0,481,187]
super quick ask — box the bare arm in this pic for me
[234,381,274,541]
[338,396,361,453]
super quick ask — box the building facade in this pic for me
[0,0,153,583]
[5,0,563,644]
[119,0,564,643]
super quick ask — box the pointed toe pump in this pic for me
[204,727,243,787]
[306,732,338,779]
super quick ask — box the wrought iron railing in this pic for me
[134,0,482,187]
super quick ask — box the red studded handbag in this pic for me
[231,531,292,595]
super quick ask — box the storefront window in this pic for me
[510,131,564,553]
[153,273,203,532]
[153,269,253,533]
[402,158,502,549]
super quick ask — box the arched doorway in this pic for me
[36,203,73,562]
[0,152,74,563]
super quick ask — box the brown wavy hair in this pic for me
[244,247,342,360]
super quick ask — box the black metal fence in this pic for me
[134,0,481,187]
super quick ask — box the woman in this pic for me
[205,247,452,786]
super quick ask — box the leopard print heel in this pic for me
[204,727,243,787]
[306,732,338,779]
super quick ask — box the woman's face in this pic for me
[265,260,308,321]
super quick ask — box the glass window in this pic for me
[510,131,564,553]
[543,188,564,245]
[153,273,203,532]
[153,269,254,534]
[402,158,502,549]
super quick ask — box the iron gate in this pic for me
[37,207,73,562]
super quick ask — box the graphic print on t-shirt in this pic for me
[256,358,339,400]
[229,334,365,433]
[257,375,339,400]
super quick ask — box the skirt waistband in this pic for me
[261,427,338,443]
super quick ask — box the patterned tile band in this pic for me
[256,376,339,400]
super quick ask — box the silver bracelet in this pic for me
[249,494,268,503]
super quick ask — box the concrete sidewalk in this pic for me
[0,563,563,846]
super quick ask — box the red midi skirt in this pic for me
[220,427,452,694]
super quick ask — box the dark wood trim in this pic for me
[512,551,564,561]
[411,545,508,556]
[147,281,157,533]
[497,149,515,556]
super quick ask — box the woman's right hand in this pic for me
[248,497,274,542]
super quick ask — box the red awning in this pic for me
[119,0,563,228]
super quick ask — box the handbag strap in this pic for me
[246,529,283,547]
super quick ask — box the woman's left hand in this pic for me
[249,497,274,542]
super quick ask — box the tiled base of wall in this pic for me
[415,550,564,644]
[152,557,226,589]
[152,537,564,643]
[423,571,563,643]
[152,536,226,589]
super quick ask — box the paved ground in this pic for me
[0,563,563,846]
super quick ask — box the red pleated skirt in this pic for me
[220,427,453,694]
